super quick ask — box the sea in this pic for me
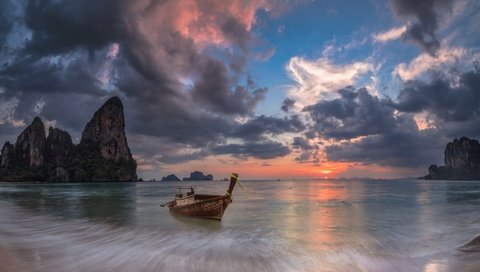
[0,179,479,272]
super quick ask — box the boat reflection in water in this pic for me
[164,173,238,221]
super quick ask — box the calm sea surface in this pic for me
[0,179,479,272]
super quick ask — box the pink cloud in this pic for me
[134,0,277,49]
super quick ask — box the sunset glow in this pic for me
[0,0,479,180]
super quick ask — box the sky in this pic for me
[0,0,480,180]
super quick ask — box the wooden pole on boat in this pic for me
[226,173,238,202]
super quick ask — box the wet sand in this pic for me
[0,246,30,272]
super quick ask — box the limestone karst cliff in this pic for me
[425,137,480,180]
[14,117,46,167]
[0,97,137,182]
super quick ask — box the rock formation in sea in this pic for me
[183,171,213,181]
[77,96,137,181]
[161,174,181,182]
[425,137,480,180]
[80,97,132,163]
[0,97,137,182]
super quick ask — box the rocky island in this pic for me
[161,174,181,182]
[425,137,480,180]
[0,97,137,182]
[182,171,213,181]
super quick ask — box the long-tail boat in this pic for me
[162,173,238,221]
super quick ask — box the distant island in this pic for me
[160,171,213,181]
[0,97,137,182]
[183,171,213,181]
[425,137,480,180]
[161,174,181,182]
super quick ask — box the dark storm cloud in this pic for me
[307,68,480,168]
[191,57,267,116]
[154,149,211,164]
[232,115,305,141]
[211,141,291,160]
[324,117,444,167]
[0,122,22,149]
[0,52,106,96]
[304,87,397,140]
[0,1,15,48]
[0,48,116,135]
[23,0,122,57]
[389,0,453,55]
[281,98,295,112]
[0,0,299,167]
[114,54,269,148]
[392,69,480,122]
[0,0,124,138]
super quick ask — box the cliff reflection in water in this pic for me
[0,183,136,225]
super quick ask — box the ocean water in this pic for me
[0,179,479,272]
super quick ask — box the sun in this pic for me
[311,162,351,178]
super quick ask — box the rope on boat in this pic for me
[237,179,247,197]
[232,173,248,199]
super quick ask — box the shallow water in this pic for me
[0,179,479,271]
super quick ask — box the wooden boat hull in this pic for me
[168,194,231,221]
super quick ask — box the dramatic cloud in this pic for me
[304,87,445,167]
[325,126,444,167]
[0,0,297,172]
[1,0,478,179]
[372,25,407,43]
[392,47,466,81]
[232,115,305,141]
[211,140,290,160]
[389,0,454,55]
[393,68,480,123]
[304,87,397,140]
[22,0,121,58]
[1,52,107,96]
[308,68,480,168]
[286,56,373,108]
[191,57,267,115]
